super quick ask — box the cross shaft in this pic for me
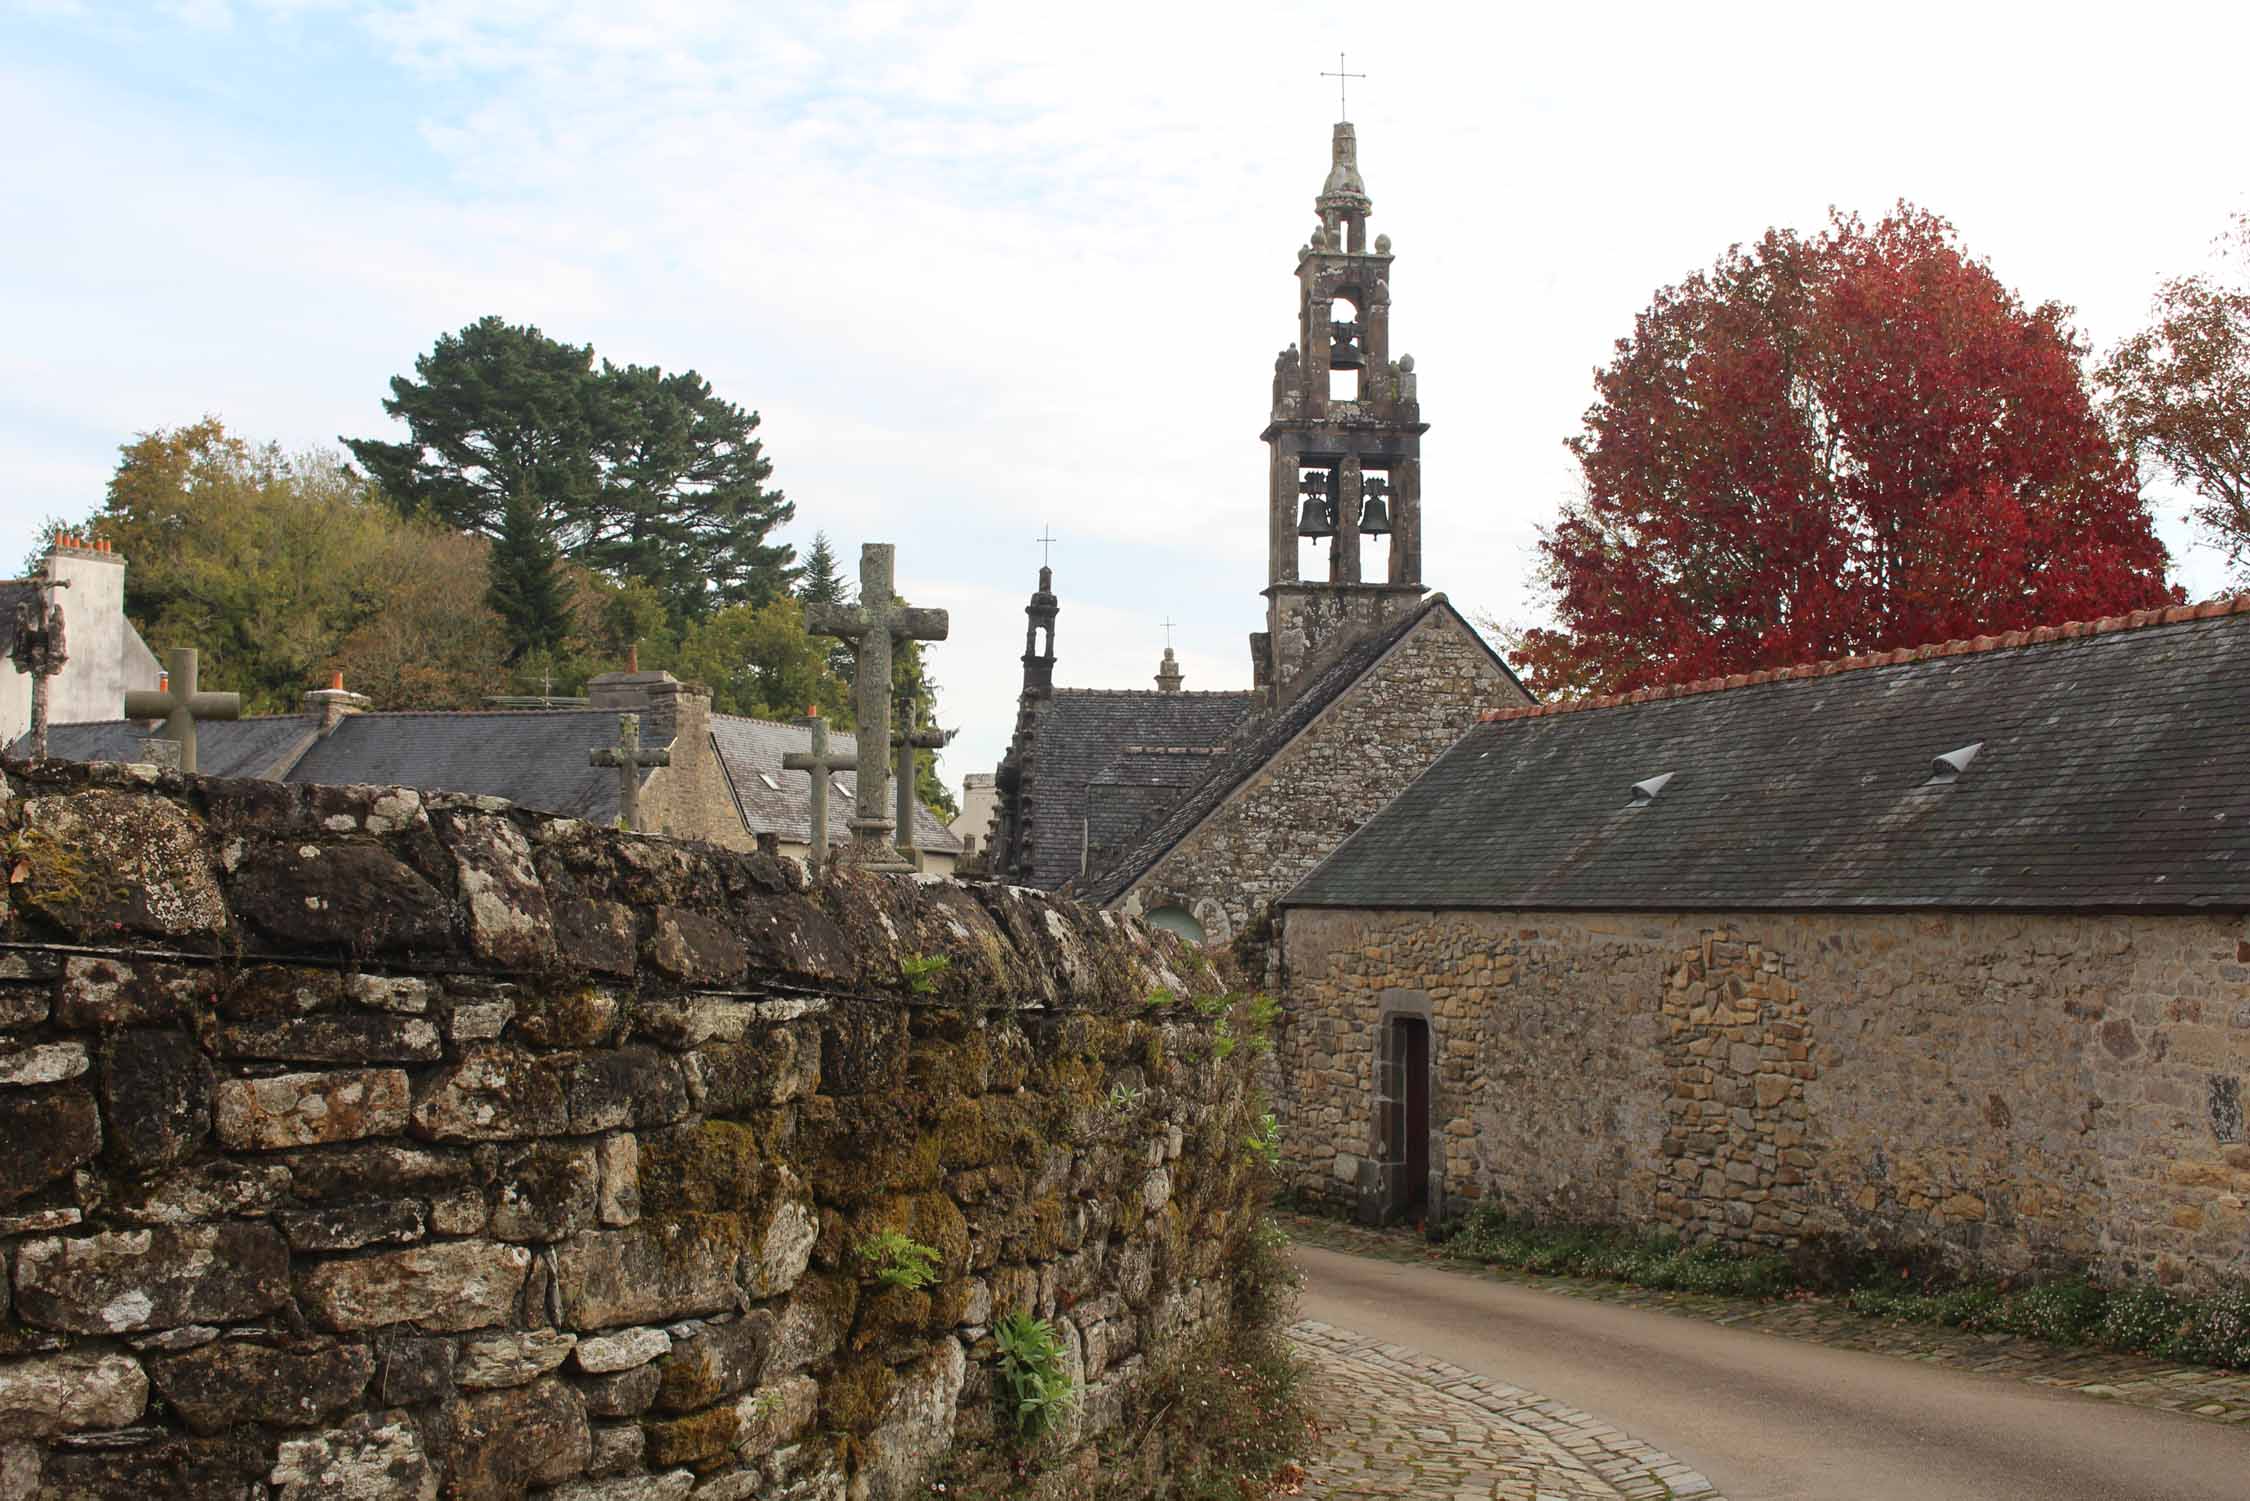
[781,709,858,878]
[892,707,953,869]
[590,712,670,832]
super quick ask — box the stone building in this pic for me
[29,666,961,873]
[1275,600,2250,1291]
[986,120,1526,943]
[0,535,161,744]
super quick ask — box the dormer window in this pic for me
[1929,743,1983,784]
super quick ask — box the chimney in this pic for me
[303,670,371,736]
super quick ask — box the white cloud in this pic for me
[4,0,2245,794]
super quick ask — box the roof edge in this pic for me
[1483,595,2249,726]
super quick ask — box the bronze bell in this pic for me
[1296,495,1336,538]
[1358,477,1392,536]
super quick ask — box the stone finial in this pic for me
[1156,647,1183,694]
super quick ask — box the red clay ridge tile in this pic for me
[1478,591,2250,725]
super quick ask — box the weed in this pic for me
[1145,986,1176,1010]
[900,952,950,994]
[856,1231,942,1292]
[1244,1111,1281,1168]
[1106,1082,1146,1115]
[994,1310,1076,1443]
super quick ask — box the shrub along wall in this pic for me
[0,762,1268,1500]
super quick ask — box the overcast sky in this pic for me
[5,0,2244,798]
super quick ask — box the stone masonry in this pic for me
[1117,609,1518,946]
[0,760,1266,1499]
[1279,906,2250,1292]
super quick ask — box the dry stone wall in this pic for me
[1279,906,2250,1291]
[0,761,1265,1500]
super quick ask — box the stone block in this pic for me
[215,1012,442,1063]
[564,1047,693,1133]
[0,1351,147,1436]
[580,1362,661,1418]
[347,974,433,1014]
[0,1041,87,1087]
[457,1329,577,1389]
[412,1044,568,1142]
[654,1310,776,1411]
[598,1132,641,1226]
[298,1240,533,1333]
[688,1029,820,1112]
[552,895,640,978]
[491,1140,600,1242]
[440,1376,590,1500]
[574,1325,670,1374]
[98,1031,213,1171]
[378,1336,457,1406]
[276,1199,427,1251]
[514,987,623,1048]
[15,1223,288,1333]
[33,1431,264,1500]
[0,1084,98,1202]
[215,1068,410,1151]
[447,812,559,970]
[586,1420,645,1477]
[857,1341,965,1501]
[448,998,516,1042]
[148,1338,375,1434]
[232,841,454,953]
[111,1158,291,1224]
[271,1409,437,1501]
[547,1473,694,1500]
[646,906,749,986]
[19,791,225,938]
[556,1215,752,1330]
[742,1200,819,1299]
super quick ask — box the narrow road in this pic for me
[1297,1243,2249,1501]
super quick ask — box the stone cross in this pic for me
[891,704,953,869]
[122,647,240,774]
[1321,52,1366,120]
[804,544,948,871]
[781,708,857,879]
[590,712,669,833]
[9,575,69,762]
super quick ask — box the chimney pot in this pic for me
[330,670,345,690]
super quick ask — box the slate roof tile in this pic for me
[708,714,960,852]
[1284,604,2250,913]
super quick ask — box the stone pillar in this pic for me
[1333,456,1363,585]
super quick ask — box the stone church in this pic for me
[986,120,1526,946]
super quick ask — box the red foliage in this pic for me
[1513,205,2176,699]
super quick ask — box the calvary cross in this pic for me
[781,706,857,879]
[806,543,949,871]
[591,712,670,833]
[122,646,240,774]
[892,704,953,870]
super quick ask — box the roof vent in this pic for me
[757,772,780,792]
[1929,742,1983,784]
[1628,772,1674,807]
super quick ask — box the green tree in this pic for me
[67,418,510,711]
[674,598,852,720]
[486,489,572,661]
[796,530,847,606]
[345,317,797,623]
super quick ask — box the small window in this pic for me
[1929,743,1983,784]
[1146,905,1206,945]
[757,772,780,792]
[1628,772,1674,807]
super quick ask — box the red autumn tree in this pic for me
[1511,205,2175,699]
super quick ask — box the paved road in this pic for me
[1297,1243,2250,1501]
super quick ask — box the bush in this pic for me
[2100,1282,2186,1354]
[1443,1206,1791,1298]
[2169,1286,2250,1368]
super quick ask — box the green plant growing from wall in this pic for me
[1145,986,1175,1010]
[856,1230,942,1291]
[1107,1082,1146,1115]
[1245,1111,1282,1167]
[1210,1018,1237,1061]
[900,952,950,995]
[1243,993,1281,1054]
[994,1310,1075,1442]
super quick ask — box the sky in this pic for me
[4,0,2246,801]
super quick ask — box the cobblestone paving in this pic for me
[1290,1321,1724,1501]
[1284,1213,2250,1426]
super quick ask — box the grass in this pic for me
[1431,1201,2250,1372]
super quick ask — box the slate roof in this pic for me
[290,711,630,820]
[1284,602,2250,913]
[1085,596,1512,904]
[1015,690,1257,889]
[27,717,320,782]
[1085,747,1223,871]
[708,714,962,853]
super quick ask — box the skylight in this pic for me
[757,772,780,792]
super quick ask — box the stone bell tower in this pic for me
[1254,119,1428,699]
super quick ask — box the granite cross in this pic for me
[591,711,669,832]
[892,701,954,869]
[805,543,948,871]
[122,646,240,774]
[781,706,857,879]
[9,574,70,761]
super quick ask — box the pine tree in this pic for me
[487,488,572,661]
[797,531,847,607]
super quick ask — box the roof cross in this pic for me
[1161,617,1178,649]
[122,646,240,774]
[1036,525,1058,567]
[590,711,670,832]
[1321,52,1366,120]
[805,542,949,870]
[782,706,858,878]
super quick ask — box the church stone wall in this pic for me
[1119,610,1520,945]
[0,762,1266,1500]
[1278,905,2250,1292]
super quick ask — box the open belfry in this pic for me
[986,114,1525,947]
